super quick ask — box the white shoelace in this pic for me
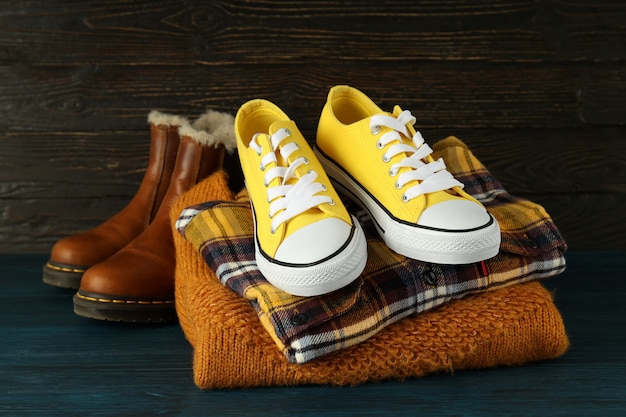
[249,127,333,233]
[369,110,464,202]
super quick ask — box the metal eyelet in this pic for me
[395,182,402,189]
[321,184,327,191]
[260,162,265,171]
[328,199,335,206]
[389,168,398,176]
[376,141,384,149]
[283,128,291,136]
[270,225,277,234]
[303,157,310,164]
[382,154,390,163]
[371,125,380,135]
[402,194,409,202]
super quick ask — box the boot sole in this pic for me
[73,291,177,323]
[42,261,85,289]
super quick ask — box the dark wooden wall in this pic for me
[0,0,624,254]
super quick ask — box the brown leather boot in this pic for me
[43,112,187,289]
[73,110,236,323]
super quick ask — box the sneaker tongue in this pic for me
[389,105,460,206]
[375,105,435,197]
[392,105,413,140]
[267,119,301,185]
[379,107,413,164]
[266,120,336,238]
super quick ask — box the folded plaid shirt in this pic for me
[176,136,567,364]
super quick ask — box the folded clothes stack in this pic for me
[170,86,569,389]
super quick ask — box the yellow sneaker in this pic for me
[235,99,367,296]
[315,86,500,264]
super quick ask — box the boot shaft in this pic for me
[45,112,186,282]
[153,109,236,224]
[74,110,237,322]
[143,123,181,221]
[153,136,225,226]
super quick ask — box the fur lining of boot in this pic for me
[148,110,189,127]
[179,110,236,153]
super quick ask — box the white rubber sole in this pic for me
[315,148,501,265]
[253,214,368,297]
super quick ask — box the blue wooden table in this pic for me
[1,252,625,416]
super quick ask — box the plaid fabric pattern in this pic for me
[176,136,567,364]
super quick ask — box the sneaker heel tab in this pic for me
[242,99,291,121]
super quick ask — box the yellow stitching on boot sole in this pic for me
[46,262,86,273]
[76,292,174,305]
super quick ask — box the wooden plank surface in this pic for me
[2,63,624,130]
[1,1,625,64]
[0,0,625,252]
[1,252,624,416]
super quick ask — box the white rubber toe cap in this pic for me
[274,217,352,264]
[417,199,491,230]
